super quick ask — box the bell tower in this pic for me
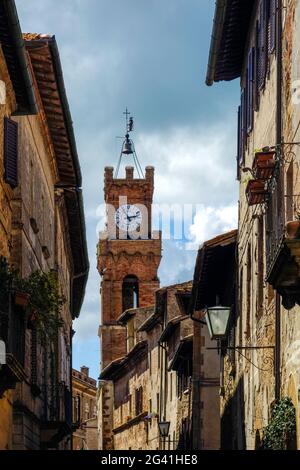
[97,114,162,370]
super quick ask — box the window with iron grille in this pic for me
[4,117,18,187]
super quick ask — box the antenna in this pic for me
[115,108,144,178]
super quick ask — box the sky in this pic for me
[16,0,240,380]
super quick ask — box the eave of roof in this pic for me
[0,0,37,114]
[155,281,192,316]
[137,311,162,332]
[158,315,189,343]
[206,0,255,85]
[118,306,155,325]
[99,341,148,381]
[24,34,89,318]
[168,335,193,371]
[190,230,237,313]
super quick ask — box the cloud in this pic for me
[15,0,240,370]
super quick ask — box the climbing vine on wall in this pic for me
[262,397,296,450]
[0,257,65,341]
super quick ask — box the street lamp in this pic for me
[205,302,231,341]
[158,420,170,438]
[158,420,170,451]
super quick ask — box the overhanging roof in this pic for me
[0,0,37,114]
[24,34,82,187]
[118,306,155,325]
[99,341,148,381]
[190,230,237,312]
[137,310,161,332]
[168,335,193,371]
[206,0,255,85]
[159,315,189,343]
[24,34,89,318]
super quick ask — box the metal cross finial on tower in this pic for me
[115,108,144,178]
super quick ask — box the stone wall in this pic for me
[0,43,18,451]
[221,0,300,449]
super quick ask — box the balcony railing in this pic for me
[266,164,300,309]
[41,382,72,448]
[266,175,286,277]
[0,294,27,394]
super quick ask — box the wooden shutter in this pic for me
[237,106,241,179]
[268,0,277,53]
[4,117,18,187]
[247,48,255,134]
[240,88,246,165]
[257,0,268,90]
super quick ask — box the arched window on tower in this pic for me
[122,275,139,311]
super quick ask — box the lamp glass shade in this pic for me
[205,305,231,340]
[158,421,170,438]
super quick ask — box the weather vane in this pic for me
[115,108,144,178]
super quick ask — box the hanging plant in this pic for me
[16,271,65,341]
[262,397,296,450]
[0,258,65,341]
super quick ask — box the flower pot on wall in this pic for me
[252,150,276,180]
[246,180,268,206]
[15,291,30,308]
[286,220,300,239]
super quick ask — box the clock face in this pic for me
[115,204,142,232]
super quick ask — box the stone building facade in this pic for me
[99,279,221,450]
[206,0,300,449]
[0,3,88,450]
[0,0,37,450]
[72,367,97,450]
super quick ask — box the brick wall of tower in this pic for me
[98,166,162,371]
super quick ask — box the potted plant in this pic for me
[15,290,30,308]
[286,212,300,239]
[252,149,276,180]
[246,180,268,206]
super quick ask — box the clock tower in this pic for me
[97,165,162,369]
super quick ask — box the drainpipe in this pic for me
[275,0,282,402]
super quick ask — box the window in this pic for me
[135,387,143,416]
[122,275,139,311]
[286,163,294,222]
[246,244,252,337]
[4,117,18,187]
[129,394,132,416]
[73,395,81,423]
[177,358,192,397]
[239,268,244,346]
[257,217,264,317]
[237,88,247,168]
[31,326,38,387]
[149,349,152,375]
